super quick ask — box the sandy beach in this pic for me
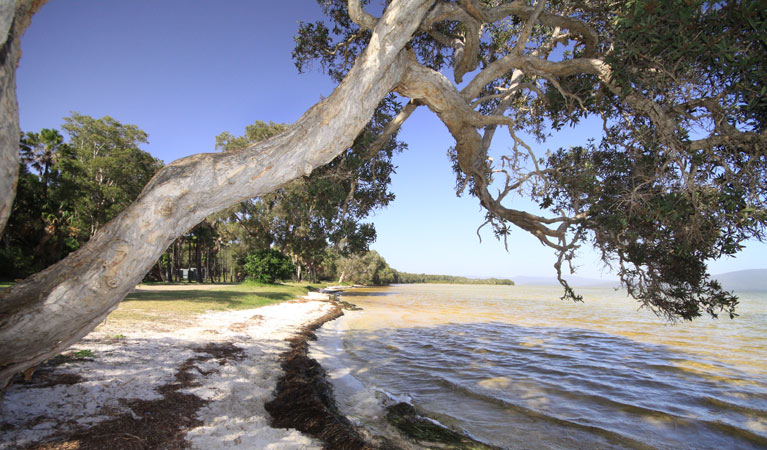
[0,294,337,449]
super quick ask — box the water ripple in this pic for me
[331,285,767,449]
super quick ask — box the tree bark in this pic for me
[0,0,47,237]
[205,245,210,283]
[167,244,174,282]
[187,237,192,283]
[0,0,435,390]
[195,237,202,283]
[157,261,166,282]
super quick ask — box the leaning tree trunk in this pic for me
[0,0,435,390]
[0,0,47,237]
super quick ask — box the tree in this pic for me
[293,0,765,320]
[1,0,765,390]
[336,250,396,285]
[0,0,428,390]
[242,249,295,284]
[0,164,47,278]
[19,128,67,200]
[0,0,44,236]
[215,115,402,282]
[59,113,163,239]
[2,118,162,279]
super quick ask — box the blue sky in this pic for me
[16,0,765,279]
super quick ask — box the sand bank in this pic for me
[0,299,337,449]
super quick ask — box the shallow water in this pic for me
[314,284,767,449]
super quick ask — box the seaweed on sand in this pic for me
[264,302,377,449]
[24,342,244,450]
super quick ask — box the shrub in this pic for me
[242,249,294,284]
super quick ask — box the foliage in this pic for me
[336,250,396,285]
[1,114,162,279]
[533,0,767,319]
[214,113,404,281]
[72,349,94,358]
[295,0,767,320]
[393,272,515,286]
[60,113,163,239]
[19,128,68,198]
[215,120,288,152]
[242,249,295,284]
[0,165,47,278]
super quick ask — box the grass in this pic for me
[2,279,331,325]
[107,282,329,323]
[72,349,95,358]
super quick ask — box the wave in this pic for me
[329,286,767,449]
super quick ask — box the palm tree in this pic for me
[19,128,67,198]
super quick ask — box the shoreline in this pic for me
[0,297,342,449]
[1,285,507,450]
[264,299,375,449]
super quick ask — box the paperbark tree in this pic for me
[295,0,765,320]
[0,0,436,390]
[1,0,765,391]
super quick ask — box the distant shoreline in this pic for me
[393,271,515,285]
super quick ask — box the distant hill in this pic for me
[713,269,767,292]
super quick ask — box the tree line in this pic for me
[2,117,511,287]
[1,113,163,278]
[1,115,404,285]
[393,272,515,285]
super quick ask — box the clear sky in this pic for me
[15,0,766,280]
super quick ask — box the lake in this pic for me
[312,284,767,449]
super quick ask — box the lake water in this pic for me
[312,284,767,449]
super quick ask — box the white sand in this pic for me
[0,300,335,449]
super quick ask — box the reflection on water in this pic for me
[316,284,767,449]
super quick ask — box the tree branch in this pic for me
[347,0,378,30]
[0,0,437,390]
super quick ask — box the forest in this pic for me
[1,116,403,286]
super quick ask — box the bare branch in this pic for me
[364,100,419,159]
[454,16,482,83]
[347,0,378,30]
[484,2,598,57]
[396,53,578,254]
[457,0,488,22]
[513,0,547,56]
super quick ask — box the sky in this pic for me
[15,0,766,280]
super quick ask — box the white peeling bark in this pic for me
[0,0,45,237]
[0,0,435,390]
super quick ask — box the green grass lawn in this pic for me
[2,280,331,323]
[108,282,328,322]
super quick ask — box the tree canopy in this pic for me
[242,248,295,284]
[214,113,403,281]
[293,0,766,320]
[336,250,397,285]
[1,114,162,278]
